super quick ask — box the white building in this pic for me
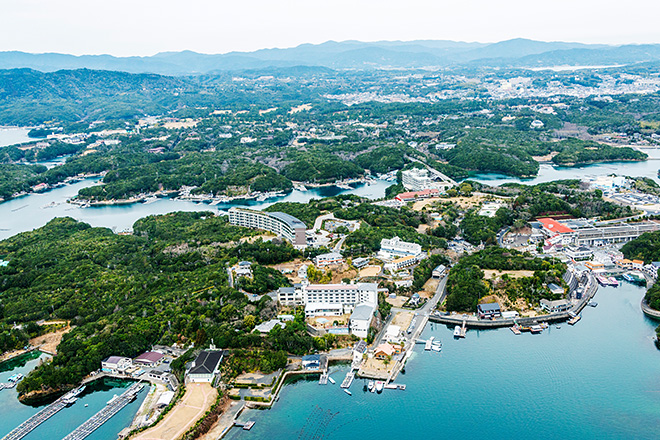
[530,119,545,129]
[478,202,504,218]
[314,252,344,267]
[401,168,445,191]
[349,303,376,338]
[254,319,285,334]
[565,246,593,261]
[385,255,419,272]
[540,299,570,313]
[228,207,307,247]
[380,236,422,258]
[303,283,379,318]
[277,286,303,306]
[187,350,224,383]
[235,261,252,277]
[101,356,132,373]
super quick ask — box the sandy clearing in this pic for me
[133,383,217,440]
[483,269,535,279]
[359,265,382,278]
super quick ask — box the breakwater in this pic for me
[641,298,660,320]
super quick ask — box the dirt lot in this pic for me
[385,295,408,307]
[483,270,535,280]
[391,311,414,330]
[31,324,71,354]
[134,383,217,440]
[420,278,439,298]
[359,265,382,278]
[412,197,443,211]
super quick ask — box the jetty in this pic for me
[61,382,143,440]
[318,373,328,385]
[234,420,255,431]
[340,371,355,389]
[2,398,68,440]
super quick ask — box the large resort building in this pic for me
[228,207,307,248]
[537,217,660,247]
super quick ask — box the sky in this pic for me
[1,0,660,56]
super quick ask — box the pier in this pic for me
[340,371,355,389]
[2,399,67,440]
[61,382,143,440]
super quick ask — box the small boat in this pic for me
[431,344,442,352]
[608,277,619,287]
[588,301,598,307]
[568,315,581,325]
[368,381,375,392]
[375,381,384,393]
[453,326,461,337]
[510,326,521,335]
[344,389,352,396]
[555,325,561,329]
[530,325,543,334]
[85,404,88,407]
[328,376,335,385]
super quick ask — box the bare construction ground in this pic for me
[133,383,217,440]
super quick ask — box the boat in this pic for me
[431,343,442,352]
[510,325,521,335]
[8,373,23,383]
[608,277,619,287]
[555,325,561,329]
[530,325,543,334]
[453,325,461,337]
[328,376,335,384]
[588,301,598,307]
[343,389,352,396]
[596,274,610,286]
[568,315,581,325]
[375,381,384,393]
[368,380,375,392]
[623,272,646,285]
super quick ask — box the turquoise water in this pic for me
[469,148,660,186]
[226,283,660,440]
[0,353,147,440]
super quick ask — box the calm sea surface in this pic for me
[0,127,35,148]
[226,282,660,440]
[0,353,147,440]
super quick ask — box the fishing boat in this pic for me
[368,380,375,392]
[608,277,619,287]
[453,325,461,337]
[375,381,384,393]
[344,389,352,396]
[328,376,335,385]
[530,325,543,334]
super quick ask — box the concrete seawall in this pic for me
[430,273,598,330]
[641,298,660,321]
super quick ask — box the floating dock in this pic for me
[2,398,68,440]
[234,421,255,430]
[318,373,328,385]
[340,371,355,389]
[61,382,143,440]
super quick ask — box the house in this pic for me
[643,262,660,279]
[615,259,633,269]
[187,350,224,383]
[432,264,447,279]
[277,286,303,306]
[101,356,132,373]
[352,257,369,269]
[547,283,565,296]
[349,303,376,338]
[373,343,402,360]
[235,261,252,277]
[540,299,571,313]
[298,265,309,279]
[385,255,418,272]
[384,325,402,343]
[477,302,501,319]
[352,340,367,364]
[584,261,605,272]
[254,319,285,334]
[302,354,321,370]
[565,246,593,261]
[632,259,644,270]
[409,292,421,307]
[380,236,422,257]
[314,252,344,267]
[134,351,165,367]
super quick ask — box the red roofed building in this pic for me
[134,351,165,367]
[537,218,577,245]
[395,189,440,202]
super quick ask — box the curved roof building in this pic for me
[228,207,307,247]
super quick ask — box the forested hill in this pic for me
[0,68,188,124]
[0,213,311,399]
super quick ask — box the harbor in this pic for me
[224,282,660,440]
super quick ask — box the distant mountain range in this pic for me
[1,39,660,75]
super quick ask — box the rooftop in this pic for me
[538,218,575,234]
[189,350,224,375]
[135,351,164,364]
[350,303,376,321]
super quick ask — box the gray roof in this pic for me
[278,287,295,294]
[478,302,501,312]
[316,252,343,259]
[267,211,307,229]
[254,319,285,333]
[189,350,223,375]
[350,304,375,321]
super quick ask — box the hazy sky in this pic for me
[1,0,659,56]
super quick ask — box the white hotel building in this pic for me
[228,207,307,247]
[380,236,422,258]
[278,283,378,318]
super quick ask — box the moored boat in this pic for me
[328,376,335,384]
[375,381,384,393]
[344,389,352,396]
[368,380,375,392]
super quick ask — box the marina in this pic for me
[225,283,660,440]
